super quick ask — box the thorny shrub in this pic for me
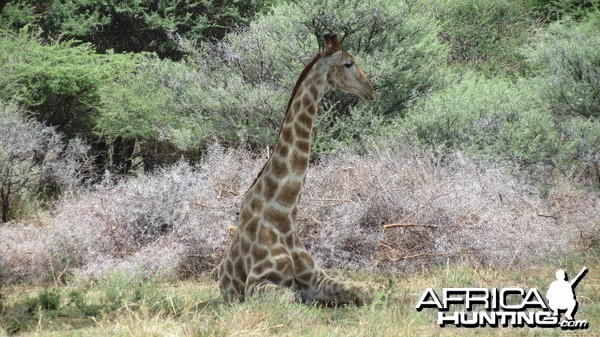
[0,101,90,222]
[0,143,597,284]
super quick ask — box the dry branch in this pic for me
[383,223,440,229]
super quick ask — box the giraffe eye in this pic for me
[344,62,354,69]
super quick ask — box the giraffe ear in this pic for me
[299,55,314,66]
[324,50,343,66]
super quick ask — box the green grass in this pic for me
[1,259,598,336]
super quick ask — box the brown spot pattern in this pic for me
[291,150,308,174]
[298,112,313,129]
[281,126,294,144]
[271,245,287,257]
[294,123,311,139]
[240,208,252,224]
[309,85,319,99]
[275,181,302,208]
[253,180,263,194]
[252,244,269,262]
[277,144,290,157]
[302,94,312,108]
[296,140,310,153]
[245,218,258,237]
[257,223,278,246]
[270,158,288,179]
[250,198,263,212]
[264,206,291,233]
[262,176,278,200]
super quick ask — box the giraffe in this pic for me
[217,33,376,305]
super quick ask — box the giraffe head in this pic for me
[301,33,376,101]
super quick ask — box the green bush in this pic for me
[524,16,600,183]
[433,0,535,75]
[38,288,61,311]
[526,18,600,119]
[560,117,600,183]
[1,0,274,59]
[95,0,448,159]
[525,0,600,21]
[221,0,446,156]
[289,0,448,118]
[96,53,287,159]
[312,103,386,157]
[0,1,36,31]
[397,76,568,169]
[0,30,141,138]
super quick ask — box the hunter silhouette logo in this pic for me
[416,267,589,329]
[546,267,587,321]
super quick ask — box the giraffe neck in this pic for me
[244,57,329,234]
[275,58,328,177]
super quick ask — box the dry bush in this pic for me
[48,144,266,282]
[301,146,582,271]
[0,101,91,222]
[0,143,264,284]
[1,142,597,285]
[0,224,52,284]
[544,174,600,253]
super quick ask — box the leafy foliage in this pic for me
[1,0,598,179]
[93,0,447,158]
[1,0,275,59]
[211,0,446,155]
[526,0,600,21]
[433,0,535,75]
[397,76,567,169]
[525,16,600,182]
[0,30,141,138]
[526,18,600,119]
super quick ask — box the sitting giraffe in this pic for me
[217,33,376,305]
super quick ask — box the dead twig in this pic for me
[206,177,240,198]
[194,201,236,209]
[297,215,322,225]
[537,213,558,219]
[470,266,491,286]
[379,240,399,256]
[390,250,476,262]
[384,190,455,230]
[383,223,440,229]
[304,197,356,204]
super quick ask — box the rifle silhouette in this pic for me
[570,267,588,288]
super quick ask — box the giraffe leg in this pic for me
[245,277,298,303]
[217,253,247,303]
[292,248,374,306]
[303,273,374,306]
[244,255,298,302]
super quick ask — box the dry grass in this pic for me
[0,142,598,285]
[1,261,598,336]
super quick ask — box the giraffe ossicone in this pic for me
[217,33,376,305]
